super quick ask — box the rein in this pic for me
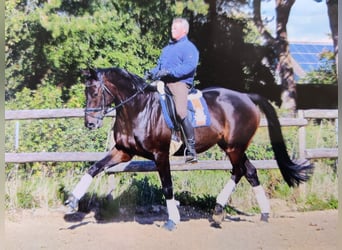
[85,72,148,119]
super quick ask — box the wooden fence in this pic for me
[4,109,338,172]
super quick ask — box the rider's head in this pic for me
[171,18,189,41]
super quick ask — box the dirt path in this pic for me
[5,208,337,250]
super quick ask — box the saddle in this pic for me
[153,81,211,130]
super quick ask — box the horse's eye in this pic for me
[88,88,98,98]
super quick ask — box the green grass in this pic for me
[5,159,337,219]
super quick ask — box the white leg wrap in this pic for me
[166,198,180,224]
[72,173,93,200]
[253,185,270,214]
[216,179,236,207]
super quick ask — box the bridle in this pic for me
[84,72,148,120]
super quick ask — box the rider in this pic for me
[146,17,199,163]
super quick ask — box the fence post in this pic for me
[296,110,307,198]
[298,110,306,159]
[15,121,20,151]
[335,118,338,147]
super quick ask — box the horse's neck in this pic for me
[116,91,156,119]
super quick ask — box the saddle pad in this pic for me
[158,85,211,129]
[159,94,175,129]
[187,90,211,128]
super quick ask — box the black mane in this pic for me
[99,67,156,92]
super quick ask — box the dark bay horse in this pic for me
[65,67,313,230]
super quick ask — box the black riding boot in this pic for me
[180,117,197,163]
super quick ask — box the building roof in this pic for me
[289,41,334,80]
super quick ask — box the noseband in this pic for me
[85,73,147,120]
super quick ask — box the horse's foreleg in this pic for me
[156,157,180,230]
[65,148,132,212]
[244,157,270,222]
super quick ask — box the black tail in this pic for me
[248,93,314,187]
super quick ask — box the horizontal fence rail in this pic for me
[5,108,115,120]
[5,109,338,170]
[4,151,279,171]
[4,108,306,126]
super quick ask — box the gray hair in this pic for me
[172,17,190,34]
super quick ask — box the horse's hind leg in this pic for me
[213,153,270,225]
[243,154,270,222]
[212,160,244,226]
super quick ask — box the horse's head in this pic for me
[83,67,148,130]
[83,68,113,130]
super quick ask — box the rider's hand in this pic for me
[155,69,170,79]
[144,71,153,81]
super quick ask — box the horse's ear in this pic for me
[81,68,98,80]
[81,69,90,77]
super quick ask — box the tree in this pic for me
[190,0,280,105]
[253,0,338,111]
[5,0,52,100]
[314,0,338,73]
[5,0,209,102]
[252,0,297,112]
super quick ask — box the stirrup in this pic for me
[186,156,198,164]
[184,148,198,164]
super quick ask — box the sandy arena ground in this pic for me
[5,206,338,250]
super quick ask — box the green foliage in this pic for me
[199,145,225,160]
[306,119,338,149]
[5,81,111,156]
[121,175,164,207]
[298,50,337,85]
[5,0,209,101]
[246,126,299,160]
[303,194,338,211]
[6,84,62,110]
[5,0,274,103]
[5,159,338,214]
[66,83,86,108]
[5,0,41,98]
[246,144,274,160]
[176,192,216,212]
[16,190,38,209]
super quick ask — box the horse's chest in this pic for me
[114,121,147,147]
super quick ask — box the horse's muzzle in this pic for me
[85,122,96,130]
[85,121,103,130]
[85,117,103,130]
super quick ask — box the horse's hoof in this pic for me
[64,194,79,213]
[260,213,269,222]
[162,219,177,231]
[212,203,225,226]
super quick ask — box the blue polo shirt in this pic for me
[150,36,199,86]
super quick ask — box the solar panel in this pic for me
[289,42,334,80]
